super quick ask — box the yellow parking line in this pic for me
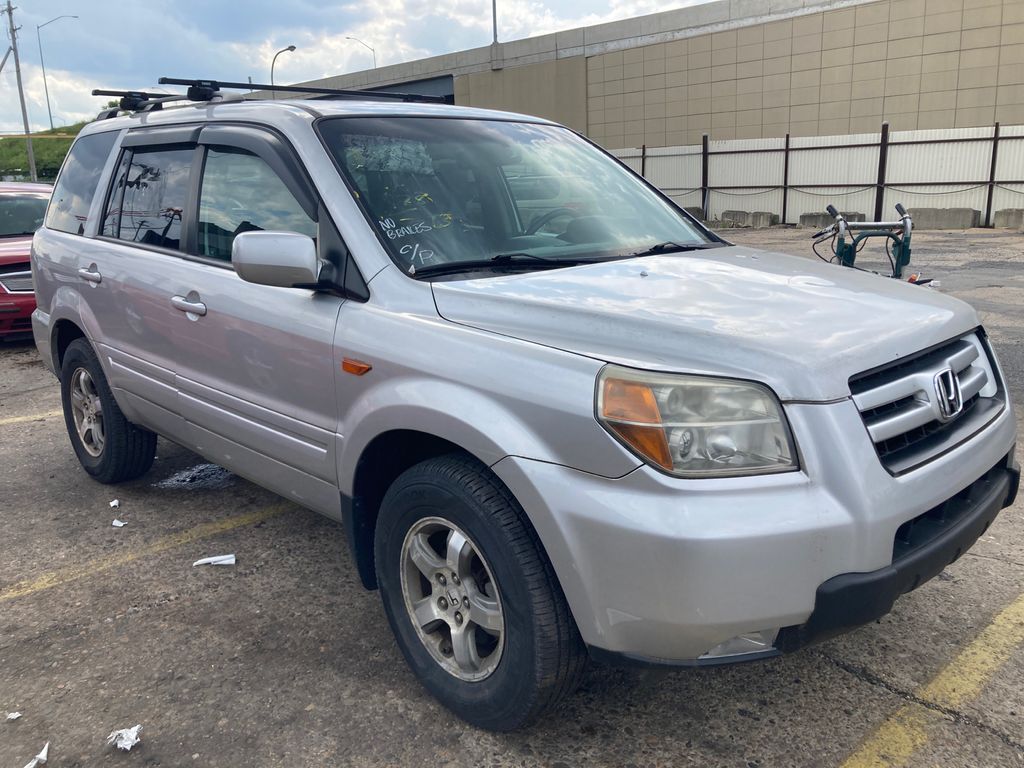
[0,504,289,602]
[842,591,1024,767]
[0,408,64,427]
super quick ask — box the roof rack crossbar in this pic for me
[158,76,448,104]
[93,89,195,115]
[92,86,218,120]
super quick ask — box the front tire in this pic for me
[374,453,586,731]
[60,338,157,483]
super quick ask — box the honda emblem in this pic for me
[934,368,963,421]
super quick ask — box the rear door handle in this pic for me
[77,266,102,284]
[171,294,207,317]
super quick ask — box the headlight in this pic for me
[596,365,798,478]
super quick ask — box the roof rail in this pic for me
[158,77,449,104]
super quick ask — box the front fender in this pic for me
[337,374,640,495]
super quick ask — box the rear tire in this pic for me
[374,453,586,731]
[60,338,157,483]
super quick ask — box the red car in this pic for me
[0,182,51,340]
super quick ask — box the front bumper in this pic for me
[491,398,1018,665]
[777,453,1017,653]
[0,291,35,339]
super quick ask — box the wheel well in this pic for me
[53,320,86,372]
[346,430,473,590]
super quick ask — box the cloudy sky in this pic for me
[0,0,695,133]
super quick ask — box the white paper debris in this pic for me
[23,741,48,768]
[109,499,120,509]
[7,711,22,720]
[107,724,142,751]
[112,519,127,528]
[192,554,235,567]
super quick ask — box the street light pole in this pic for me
[270,45,296,99]
[345,36,376,69]
[2,0,36,181]
[492,0,498,43]
[37,14,78,131]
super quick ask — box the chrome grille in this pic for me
[0,269,33,293]
[850,333,1004,474]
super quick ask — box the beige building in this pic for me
[301,0,1024,150]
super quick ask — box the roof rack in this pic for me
[91,76,451,122]
[158,77,449,104]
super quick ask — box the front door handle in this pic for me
[171,294,207,317]
[77,265,102,284]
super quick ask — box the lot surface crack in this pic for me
[964,550,1024,570]
[817,651,1024,752]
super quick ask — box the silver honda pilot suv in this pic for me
[31,95,1019,731]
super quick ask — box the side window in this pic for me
[197,147,316,262]
[117,148,193,249]
[46,131,118,235]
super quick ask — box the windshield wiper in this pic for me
[411,252,581,277]
[625,241,720,258]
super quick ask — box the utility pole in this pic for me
[3,1,37,181]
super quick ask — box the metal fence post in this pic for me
[984,122,1000,227]
[781,133,791,225]
[701,134,709,220]
[874,122,889,222]
[640,143,647,178]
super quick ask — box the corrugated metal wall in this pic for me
[611,125,1024,225]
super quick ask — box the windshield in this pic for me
[318,117,712,276]
[0,191,49,238]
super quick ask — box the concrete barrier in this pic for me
[749,211,780,228]
[993,209,1024,229]
[683,206,705,221]
[798,212,866,228]
[721,210,749,226]
[908,208,980,230]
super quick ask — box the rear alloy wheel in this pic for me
[60,338,157,483]
[69,367,105,458]
[375,453,586,731]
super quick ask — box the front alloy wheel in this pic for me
[400,517,504,681]
[374,454,587,731]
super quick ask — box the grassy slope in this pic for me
[0,122,88,181]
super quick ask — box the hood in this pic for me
[0,235,33,267]
[431,246,980,402]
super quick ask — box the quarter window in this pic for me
[46,131,118,235]
[116,148,193,249]
[101,151,133,238]
[197,147,316,261]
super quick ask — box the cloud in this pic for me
[1,0,703,132]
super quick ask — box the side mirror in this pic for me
[231,231,321,288]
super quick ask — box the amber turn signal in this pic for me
[342,358,373,376]
[599,377,673,470]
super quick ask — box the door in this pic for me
[90,133,200,444]
[167,131,344,517]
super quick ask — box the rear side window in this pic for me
[114,148,193,250]
[46,131,118,235]
[197,147,316,261]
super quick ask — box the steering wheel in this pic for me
[525,207,580,235]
